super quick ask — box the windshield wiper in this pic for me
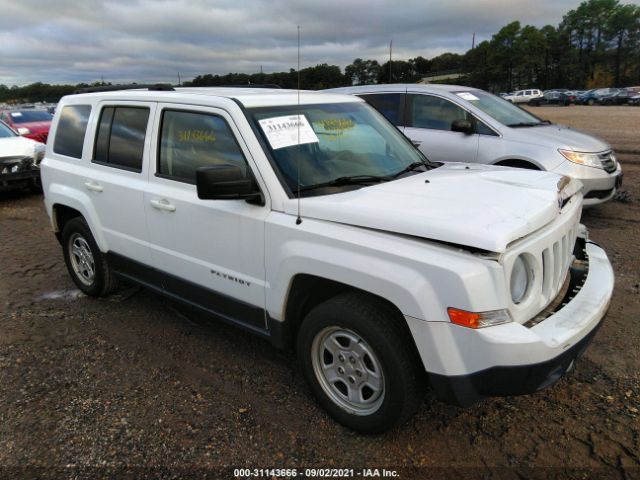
[389,161,429,178]
[298,174,389,193]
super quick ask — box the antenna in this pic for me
[296,25,302,225]
[389,40,392,83]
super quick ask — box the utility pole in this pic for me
[472,32,476,49]
[389,40,393,83]
[177,71,181,86]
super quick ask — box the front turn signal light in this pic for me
[447,308,512,329]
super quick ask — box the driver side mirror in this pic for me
[196,164,264,205]
[451,119,474,135]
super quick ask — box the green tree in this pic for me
[345,58,381,85]
[606,4,640,84]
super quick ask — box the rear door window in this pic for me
[53,105,92,159]
[94,106,150,172]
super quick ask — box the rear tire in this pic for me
[61,217,118,297]
[297,292,426,433]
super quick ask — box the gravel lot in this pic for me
[525,105,640,154]
[1,106,639,479]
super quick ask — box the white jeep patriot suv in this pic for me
[41,86,614,433]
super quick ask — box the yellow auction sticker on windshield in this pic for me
[258,114,319,150]
[318,117,355,141]
[321,118,355,132]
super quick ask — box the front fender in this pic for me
[265,213,507,324]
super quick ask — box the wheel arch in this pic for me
[273,274,421,361]
[492,158,543,170]
[48,184,107,251]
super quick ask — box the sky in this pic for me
[1,0,638,86]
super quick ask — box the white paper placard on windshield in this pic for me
[456,92,479,101]
[258,114,319,150]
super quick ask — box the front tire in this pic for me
[297,293,426,433]
[61,217,118,297]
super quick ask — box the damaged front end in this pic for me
[0,154,42,191]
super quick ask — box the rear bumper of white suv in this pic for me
[406,238,614,406]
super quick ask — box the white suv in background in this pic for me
[41,86,613,433]
[503,89,543,103]
[327,84,623,206]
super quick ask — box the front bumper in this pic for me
[552,161,622,206]
[0,168,40,190]
[407,240,614,407]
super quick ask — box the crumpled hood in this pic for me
[507,124,610,152]
[284,164,582,253]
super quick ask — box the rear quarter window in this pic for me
[53,105,92,159]
[93,106,150,172]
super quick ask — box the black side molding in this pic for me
[107,252,281,341]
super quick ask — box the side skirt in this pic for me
[106,252,287,346]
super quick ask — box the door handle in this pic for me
[84,181,103,192]
[150,199,176,212]
[411,140,422,147]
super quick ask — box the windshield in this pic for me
[9,110,53,124]
[454,90,542,127]
[0,121,17,138]
[249,102,429,196]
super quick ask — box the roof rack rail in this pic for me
[73,84,175,94]
[216,84,282,89]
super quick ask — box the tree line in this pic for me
[1,0,638,103]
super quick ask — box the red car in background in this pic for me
[0,109,53,144]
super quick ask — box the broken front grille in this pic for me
[525,237,588,328]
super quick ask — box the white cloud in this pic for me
[0,0,637,85]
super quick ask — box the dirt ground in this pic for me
[1,107,639,479]
[524,105,640,154]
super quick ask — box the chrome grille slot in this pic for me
[560,235,568,277]
[541,231,575,308]
[553,241,561,287]
[542,248,552,298]
[599,151,617,173]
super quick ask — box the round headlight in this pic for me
[510,255,530,304]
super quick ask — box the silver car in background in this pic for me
[326,84,623,206]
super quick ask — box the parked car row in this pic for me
[498,87,640,106]
[0,107,53,143]
[0,107,54,192]
[0,119,45,192]
[577,87,640,106]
